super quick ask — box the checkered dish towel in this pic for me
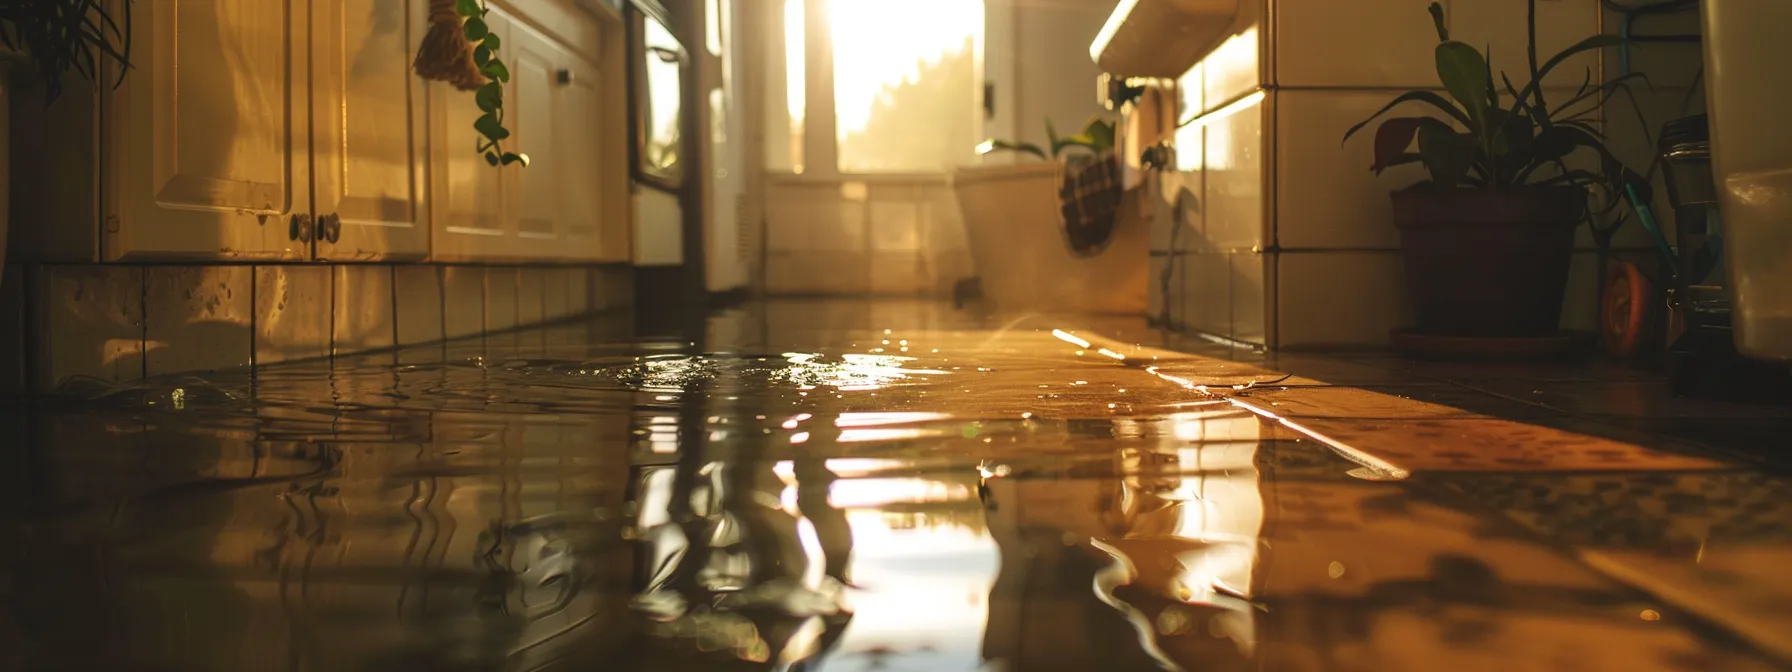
[1058,151,1124,258]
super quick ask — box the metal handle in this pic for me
[557,68,574,85]
[289,213,314,242]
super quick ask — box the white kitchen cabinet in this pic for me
[103,0,313,261]
[429,11,512,261]
[85,0,623,264]
[312,0,433,261]
[431,3,629,262]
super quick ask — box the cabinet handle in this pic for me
[557,69,574,85]
[319,213,343,244]
[289,213,314,243]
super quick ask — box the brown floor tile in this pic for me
[1289,417,1735,473]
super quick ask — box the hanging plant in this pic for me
[415,0,528,167]
[457,0,527,167]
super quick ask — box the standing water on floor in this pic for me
[0,301,1780,671]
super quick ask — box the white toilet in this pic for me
[1703,0,1792,361]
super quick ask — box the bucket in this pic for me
[949,162,1148,315]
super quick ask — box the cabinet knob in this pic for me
[557,68,574,85]
[319,213,343,244]
[289,213,314,242]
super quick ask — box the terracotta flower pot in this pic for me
[1392,186,1586,338]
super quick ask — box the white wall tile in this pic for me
[0,267,23,398]
[1183,252,1230,336]
[766,183,867,252]
[1232,252,1270,346]
[1201,94,1268,252]
[869,252,926,295]
[1150,254,1170,323]
[1561,251,1605,333]
[394,265,445,346]
[1276,89,1443,250]
[144,266,252,376]
[543,268,573,320]
[765,251,872,295]
[485,267,520,333]
[1451,0,1602,92]
[517,267,547,326]
[564,267,591,316]
[333,266,395,355]
[33,266,143,390]
[255,266,332,365]
[1277,251,1411,348]
[1276,0,1438,89]
[1201,0,1265,111]
[442,266,485,339]
[1605,9,1703,88]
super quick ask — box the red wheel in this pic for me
[1601,260,1657,358]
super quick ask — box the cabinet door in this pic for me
[312,0,431,261]
[510,19,617,261]
[104,0,311,261]
[553,52,613,261]
[508,20,564,256]
[430,12,512,260]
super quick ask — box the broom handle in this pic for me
[429,0,462,23]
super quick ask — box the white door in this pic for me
[104,0,311,261]
[311,0,432,261]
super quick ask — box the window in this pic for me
[830,0,983,173]
[768,0,984,175]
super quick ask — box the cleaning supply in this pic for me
[413,0,487,91]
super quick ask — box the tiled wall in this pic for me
[0,263,633,396]
[1154,0,1690,350]
[763,178,972,296]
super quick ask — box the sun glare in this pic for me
[828,0,983,136]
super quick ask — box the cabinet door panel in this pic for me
[105,0,308,261]
[430,14,510,260]
[510,22,561,245]
[555,58,606,259]
[313,0,431,260]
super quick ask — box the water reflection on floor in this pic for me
[0,301,1783,670]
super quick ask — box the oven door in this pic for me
[627,0,687,193]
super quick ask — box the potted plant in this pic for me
[1343,1,1646,342]
[0,0,134,276]
[953,116,1152,315]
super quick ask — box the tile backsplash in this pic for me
[1154,0,1676,350]
[1,263,633,395]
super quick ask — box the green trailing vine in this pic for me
[455,0,529,167]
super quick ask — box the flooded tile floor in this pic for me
[2,299,1790,671]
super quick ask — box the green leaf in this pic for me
[456,0,482,17]
[1082,117,1117,152]
[1510,34,1626,119]
[981,139,1047,160]
[474,46,492,67]
[475,82,503,112]
[474,113,509,140]
[1427,2,1448,41]
[1368,117,1454,174]
[1045,118,1062,156]
[484,150,501,166]
[1342,90,1471,143]
[483,33,501,51]
[1436,41,1491,125]
[483,60,511,84]
[1418,126,1476,188]
[501,152,531,167]
[464,17,489,41]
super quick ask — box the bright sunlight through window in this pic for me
[829,0,982,173]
